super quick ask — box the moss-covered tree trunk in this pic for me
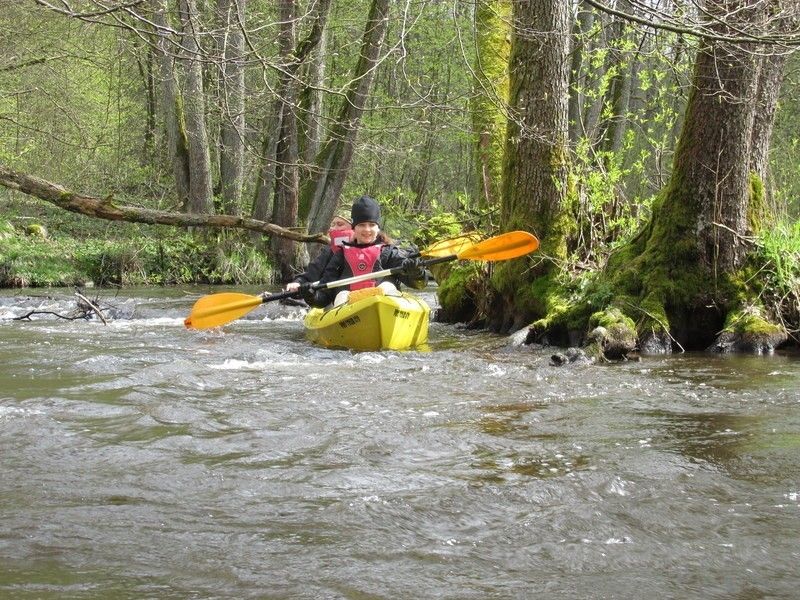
[472,0,511,212]
[596,0,789,355]
[484,0,571,332]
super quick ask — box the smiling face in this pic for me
[353,221,379,244]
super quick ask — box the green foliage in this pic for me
[771,53,800,218]
[0,224,274,288]
[378,192,473,248]
[755,221,800,299]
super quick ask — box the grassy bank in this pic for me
[0,218,274,288]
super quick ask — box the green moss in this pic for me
[588,306,636,331]
[747,171,768,234]
[436,262,483,321]
[722,305,783,336]
[472,0,511,207]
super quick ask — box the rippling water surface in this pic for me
[1,287,799,599]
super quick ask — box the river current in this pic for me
[1,286,799,599]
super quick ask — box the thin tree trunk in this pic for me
[250,0,330,234]
[251,103,281,224]
[749,2,798,209]
[582,10,610,147]
[299,25,327,170]
[271,0,301,282]
[133,36,157,162]
[302,0,391,236]
[151,0,190,209]
[177,0,213,214]
[217,0,246,216]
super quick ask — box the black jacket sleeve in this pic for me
[293,246,334,285]
[312,250,346,307]
[295,246,341,283]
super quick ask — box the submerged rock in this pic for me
[551,347,594,366]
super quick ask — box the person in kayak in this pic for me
[314,195,426,307]
[284,213,353,300]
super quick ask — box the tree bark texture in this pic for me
[667,1,764,274]
[487,0,571,332]
[271,0,302,283]
[217,0,246,216]
[502,0,571,253]
[151,0,191,210]
[177,0,214,214]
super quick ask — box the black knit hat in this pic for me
[350,195,382,226]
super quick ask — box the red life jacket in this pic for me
[343,243,383,290]
[328,228,353,253]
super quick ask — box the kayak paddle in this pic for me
[418,234,481,258]
[184,230,539,329]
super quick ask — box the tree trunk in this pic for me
[271,0,301,283]
[672,18,761,273]
[217,0,246,216]
[177,0,213,214]
[302,0,391,236]
[151,0,190,209]
[488,0,571,332]
[250,0,330,239]
[251,103,281,224]
[581,10,611,147]
[472,0,511,211]
[595,0,789,354]
[298,25,327,171]
[749,3,798,209]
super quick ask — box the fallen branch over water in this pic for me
[0,164,326,244]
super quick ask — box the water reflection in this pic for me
[643,410,757,468]
[467,401,591,481]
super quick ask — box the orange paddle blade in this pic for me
[421,234,481,258]
[458,231,539,261]
[184,292,263,329]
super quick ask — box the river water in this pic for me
[1,286,799,599]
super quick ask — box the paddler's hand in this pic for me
[285,282,301,293]
[401,257,423,274]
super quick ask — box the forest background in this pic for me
[1,0,799,355]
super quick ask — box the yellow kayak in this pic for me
[304,288,430,351]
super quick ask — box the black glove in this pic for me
[401,257,422,274]
[299,282,316,304]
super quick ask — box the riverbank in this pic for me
[0,217,274,288]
